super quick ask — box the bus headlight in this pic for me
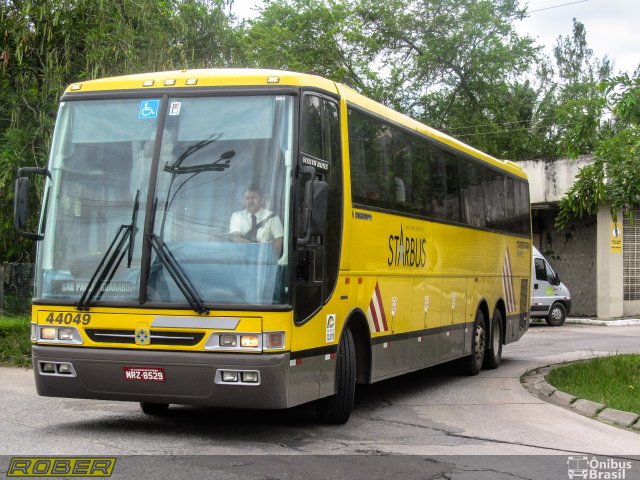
[222,371,239,382]
[219,334,237,347]
[40,327,56,340]
[215,369,261,385]
[240,335,259,348]
[58,327,77,341]
[264,331,285,349]
[37,325,83,344]
[205,332,263,351]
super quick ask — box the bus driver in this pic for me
[230,184,284,256]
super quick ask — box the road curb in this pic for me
[521,360,640,431]
[531,318,640,326]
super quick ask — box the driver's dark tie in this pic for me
[247,214,258,240]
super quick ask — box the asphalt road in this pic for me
[1,324,639,479]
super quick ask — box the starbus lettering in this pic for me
[387,224,427,268]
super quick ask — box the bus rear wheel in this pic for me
[483,309,503,370]
[462,309,486,376]
[316,326,356,424]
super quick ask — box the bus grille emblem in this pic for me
[135,328,151,345]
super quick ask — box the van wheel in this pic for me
[546,303,566,327]
[483,309,503,369]
[140,402,169,415]
[317,327,356,424]
[462,309,486,375]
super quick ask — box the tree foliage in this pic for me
[556,72,640,227]
[0,0,239,262]
[0,0,637,262]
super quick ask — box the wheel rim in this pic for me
[474,322,486,363]
[551,307,563,321]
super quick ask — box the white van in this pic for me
[530,247,572,326]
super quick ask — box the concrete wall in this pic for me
[533,209,597,316]
[520,155,598,316]
[596,207,624,318]
[519,155,594,204]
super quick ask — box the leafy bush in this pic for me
[0,316,32,367]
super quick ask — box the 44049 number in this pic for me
[44,312,91,325]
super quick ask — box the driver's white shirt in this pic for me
[229,208,283,243]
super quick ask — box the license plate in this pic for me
[123,366,166,382]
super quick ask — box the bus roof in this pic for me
[65,68,339,95]
[65,68,526,180]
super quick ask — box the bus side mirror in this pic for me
[297,178,328,246]
[14,167,50,241]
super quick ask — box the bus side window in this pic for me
[484,168,506,231]
[426,144,447,220]
[461,160,485,228]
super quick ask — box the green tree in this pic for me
[0,0,238,262]
[556,72,640,227]
[355,0,540,158]
[243,0,542,159]
[242,0,381,93]
[548,19,612,158]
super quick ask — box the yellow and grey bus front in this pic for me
[15,70,342,417]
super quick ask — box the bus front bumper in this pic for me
[32,345,290,409]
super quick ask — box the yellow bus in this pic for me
[15,69,531,423]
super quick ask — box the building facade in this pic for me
[520,156,639,318]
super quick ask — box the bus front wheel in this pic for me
[316,326,356,424]
[140,402,169,415]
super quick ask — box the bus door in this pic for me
[290,93,342,403]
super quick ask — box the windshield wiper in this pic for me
[76,191,140,311]
[163,134,235,175]
[148,233,209,315]
[159,149,236,238]
[164,148,235,175]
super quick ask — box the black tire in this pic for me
[317,327,356,424]
[462,309,486,376]
[546,302,566,327]
[140,402,169,415]
[483,309,503,370]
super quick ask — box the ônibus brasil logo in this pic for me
[567,456,632,480]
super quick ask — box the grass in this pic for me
[0,315,32,367]
[547,354,640,415]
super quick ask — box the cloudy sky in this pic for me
[230,0,639,74]
[516,0,639,74]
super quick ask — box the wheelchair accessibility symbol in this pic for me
[138,99,160,119]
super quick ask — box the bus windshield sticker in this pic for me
[169,101,182,116]
[353,211,372,221]
[301,155,329,172]
[138,100,160,119]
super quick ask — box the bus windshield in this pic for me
[36,95,294,307]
